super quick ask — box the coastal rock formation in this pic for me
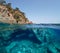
[0,0,32,24]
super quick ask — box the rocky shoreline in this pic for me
[0,0,32,24]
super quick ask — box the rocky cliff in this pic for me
[0,1,32,24]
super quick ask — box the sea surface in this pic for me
[0,23,60,53]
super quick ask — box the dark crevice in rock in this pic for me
[9,28,42,44]
[47,47,53,53]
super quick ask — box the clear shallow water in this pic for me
[0,23,60,53]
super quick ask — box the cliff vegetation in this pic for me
[0,0,32,24]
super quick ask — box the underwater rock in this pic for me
[0,30,13,40]
[6,41,18,53]
[33,28,56,44]
[6,40,37,53]
[0,47,7,53]
[8,28,42,44]
[54,42,60,53]
[48,43,58,53]
[0,23,60,53]
[47,47,53,53]
[56,47,60,53]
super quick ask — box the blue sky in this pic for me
[6,0,60,24]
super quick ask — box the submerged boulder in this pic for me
[33,28,56,43]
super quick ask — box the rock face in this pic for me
[0,5,16,24]
[0,2,31,24]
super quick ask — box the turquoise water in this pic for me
[0,23,60,53]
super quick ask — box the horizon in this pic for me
[6,0,60,24]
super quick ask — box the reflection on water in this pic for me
[0,23,60,53]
